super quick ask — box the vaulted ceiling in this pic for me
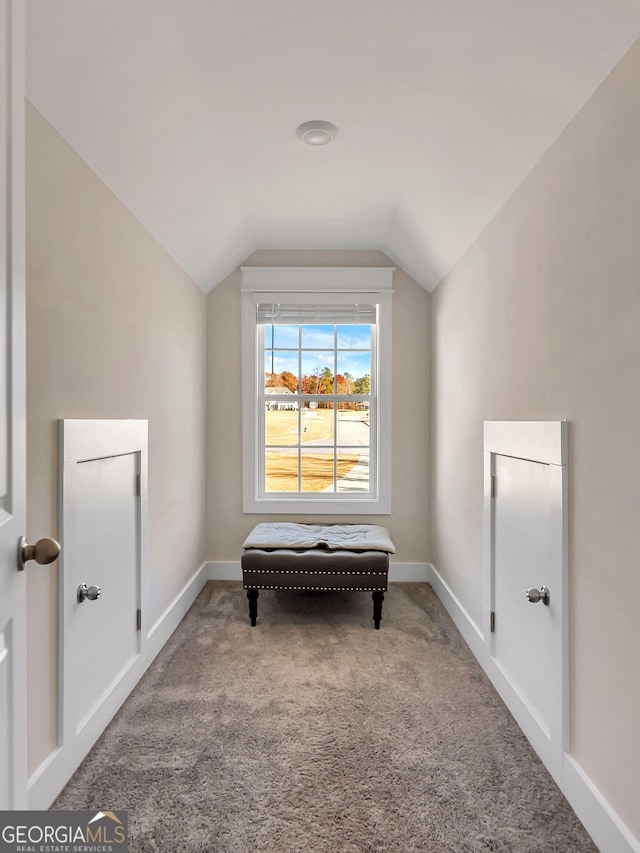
[25,1,640,292]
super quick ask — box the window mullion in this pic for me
[297,324,302,492]
[333,325,338,494]
[258,324,266,497]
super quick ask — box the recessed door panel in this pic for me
[493,454,560,737]
[69,453,139,732]
[0,627,12,804]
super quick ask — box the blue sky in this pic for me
[265,324,372,383]
[269,324,371,350]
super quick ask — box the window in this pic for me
[241,267,393,514]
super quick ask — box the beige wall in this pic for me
[25,104,207,776]
[431,42,640,837]
[206,249,430,563]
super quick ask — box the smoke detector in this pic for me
[296,120,339,146]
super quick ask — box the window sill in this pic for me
[243,495,391,515]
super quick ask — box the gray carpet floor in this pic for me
[53,581,597,852]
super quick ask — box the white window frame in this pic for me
[241,267,393,514]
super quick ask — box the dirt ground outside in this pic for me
[265,408,368,445]
[265,451,362,492]
[264,409,368,491]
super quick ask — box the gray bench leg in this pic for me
[372,590,385,629]
[247,589,259,627]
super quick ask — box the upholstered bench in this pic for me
[241,523,395,629]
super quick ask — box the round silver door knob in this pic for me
[77,583,101,603]
[17,536,61,571]
[526,585,550,605]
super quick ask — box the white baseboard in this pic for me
[206,560,431,583]
[427,563,640,853]
[28,562,210,810]
[563,755,640,853]
[147,562,210,656]
[389,562,430,582]
[207,561,242,580]
[427,562,483,646]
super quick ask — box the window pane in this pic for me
[337,325,371,349]
[264,351,299,391]
[265,408,300,445]
[301,352,334,394]
[336,450,370,493]
[336,352,371,393]
[336,408,370,445]
[300,449,364,493]
[301,324,334,348]
[301,403,334,446]
[300,449,335,492]
[265,450,299,492]
[273,324,299,349]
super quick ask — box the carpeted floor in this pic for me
[53,581,596,852]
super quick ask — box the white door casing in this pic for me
[483,421,568,784]
[0,0,27,811]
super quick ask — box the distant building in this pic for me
[265,387,298,410]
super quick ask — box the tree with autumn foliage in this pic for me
[336,372,355,395]
[265,371,298,392]
[266,368,370,397]
[280,371,298,392]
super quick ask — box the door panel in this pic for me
[0,628,12,804]
[493,455,558,735]
[69,454,140,733]
[0,1,26,810]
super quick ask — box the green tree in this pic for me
[354,374,371,395]
[319,366,334,394]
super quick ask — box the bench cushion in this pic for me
[242,522,396,553]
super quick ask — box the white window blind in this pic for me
[256,303,377,325]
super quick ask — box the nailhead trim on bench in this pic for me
[243,585,385,591]
[242,569,387,576]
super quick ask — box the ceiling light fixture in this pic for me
[296,120,339,146]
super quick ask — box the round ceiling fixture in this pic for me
[296,120,339,146]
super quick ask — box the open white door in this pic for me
[0,0,27,810]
